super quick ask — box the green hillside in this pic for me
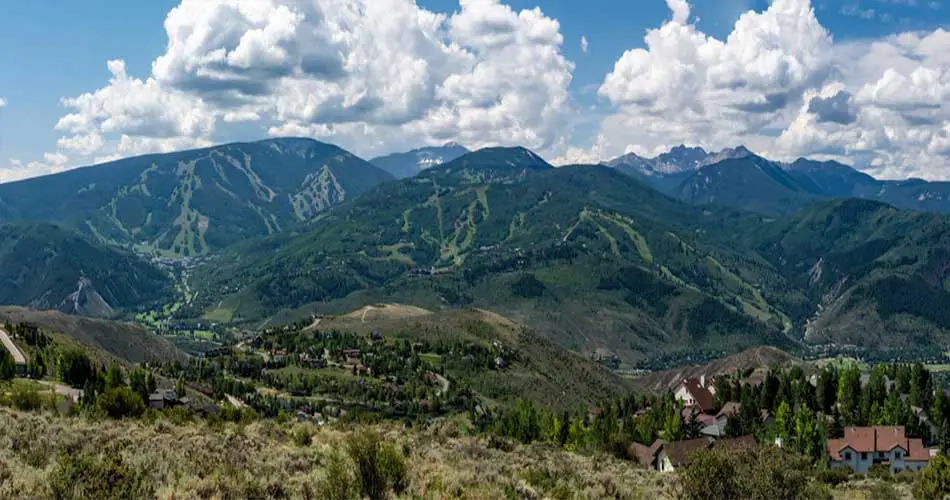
[0,223,171,314]
[0,138,393,257]
[0,306,185,364]
[191,148,798,364]
[673,156,820,215]
[749,198,950,349]
[299,306,636,409]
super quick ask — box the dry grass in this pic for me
[0,408,674,499]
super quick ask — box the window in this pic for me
[861,452,868,460]
[896,451,902,459]
[844,452,852,460]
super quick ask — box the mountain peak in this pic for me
[430,146,552,180]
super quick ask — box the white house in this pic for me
[828,426,933,474]
[674,376,716,413]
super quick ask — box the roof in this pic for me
[843,427,877,453]
[716,435,756,450]
[631,439,666,468]
[680,378,715,412]
[829,426,933,461]
[827,439,846,461]
[682,407,716,426]
[907,438,932,461]
[661,437,713,467]
[149,389,179,402]
[700,422,725,437]
[717,402,742,419]
[875,426,907,452]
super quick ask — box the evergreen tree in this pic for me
[557,411,570,448]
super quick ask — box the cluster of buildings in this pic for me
[649,376,940,474]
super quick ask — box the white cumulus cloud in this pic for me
[14,0,574,177]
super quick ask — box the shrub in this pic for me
[345,431,409,500]
[679,445,821,500]
[867,481,899,500]
[293,427,313,447]
[9,384,44,411]
[816,466,852,487]
[316,452,358,500]
[49,451,153,500]
[868,463,892,481]
[914,455,950,499]
[97,387,145,419]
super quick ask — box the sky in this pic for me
[1,0,949,183]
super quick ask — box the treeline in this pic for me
[484,361,947,466]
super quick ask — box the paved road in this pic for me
[0,329,26,365]
[35,380,83,402]
[225,394,246,409]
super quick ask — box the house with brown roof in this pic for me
[634,435,756,472]
[828,426,934,474]
[674,376,716,413]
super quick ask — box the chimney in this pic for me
[700,374,706,388]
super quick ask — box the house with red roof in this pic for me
[827,426,934,474]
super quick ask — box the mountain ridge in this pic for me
[370,143,470,179]
[0,137,394,257]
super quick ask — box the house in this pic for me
[674,376,716,413]
[342,349,361,365]
[148,389,181,410]
[654,438,715,472]
[827,426,934,474]
[635,435,757,472]
[682,406,716,427]
[632,440,666,468]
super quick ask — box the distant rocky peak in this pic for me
[656,145,709,168]
[700,145,756,167]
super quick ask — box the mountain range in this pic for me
[605,146,950,216]
[0,138,393,257]
[3,138,950,365]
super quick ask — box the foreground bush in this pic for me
[96,387,145,418]
[915,455,950,499]
[50,451,153,499]
[678,445,829,500]
[345,431,409,500]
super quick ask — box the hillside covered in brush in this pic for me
[0,138,393,257]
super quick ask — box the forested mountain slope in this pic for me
[0,138,393,257]
[191,148,799,364]
[0,223,170,316]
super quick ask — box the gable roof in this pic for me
[907,438,933,461]
[829,426,931,461]
[680,378,715,412]
[875,426,907,452]
[660,437,713,467]
[631,439,666,468]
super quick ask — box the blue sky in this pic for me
[1,0,949,182]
